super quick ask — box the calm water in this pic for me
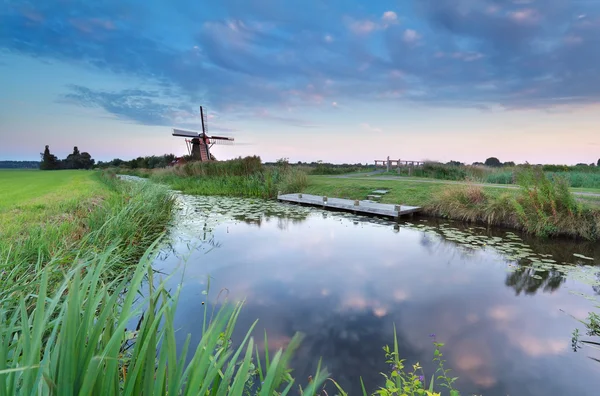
[151,193,600,396]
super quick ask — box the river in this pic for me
[148,188,600,395]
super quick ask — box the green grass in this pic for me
[0,169,174,297]
[304,175,510,206]
[0,169,107,212]
[305,170,600,240]
[118,157,308,199]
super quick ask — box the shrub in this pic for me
[427,166,600,239]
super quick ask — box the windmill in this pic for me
[172,106,234,161]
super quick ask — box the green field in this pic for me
[0,170,110,241]
[304,175,600,208]
[304,175,513,205]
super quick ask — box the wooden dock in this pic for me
[277,193,422,219]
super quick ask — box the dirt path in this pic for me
[330,174,600,198]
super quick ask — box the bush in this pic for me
[427,166,600,239]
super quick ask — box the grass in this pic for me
[0,169,174,298]
[377,162,600,189]
[427,168,600,239]
[304,175,510,206]
[304,169,600,240]
[118,157,308,199]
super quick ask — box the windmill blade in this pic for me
[208,135,234,141]
[172,128,201,138]
[208,138,234,145]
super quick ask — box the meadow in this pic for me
[304,169,600,240]
[117,156,308,199]
[385,162,600,189]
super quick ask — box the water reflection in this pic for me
[152,194,600,396]
[505,267,564,296]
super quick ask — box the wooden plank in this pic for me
[277,193,421,219]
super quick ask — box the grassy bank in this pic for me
[384,162,600,189]
[305,169,600,240]
[117,156,307,199]
[0,169,174,298]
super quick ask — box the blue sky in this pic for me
[1,0,600,164]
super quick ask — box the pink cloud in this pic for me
[509,8,540,24]
[381,11,398,26]
[403,29,421,44]
[452,51,484,61]
[348,19,377,35]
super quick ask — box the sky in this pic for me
[1,0,600,165]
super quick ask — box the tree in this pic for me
[79,152,95,169]
[484,157,502,167]
[64,146,82,169]
[597,158,600,167]
[503,161,516,167]
[40,145,60,170]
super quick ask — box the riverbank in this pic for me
[118,156,307,198]
[0,169,174,298]
[304,169,600,240]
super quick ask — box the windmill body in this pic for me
[172,106,234,162]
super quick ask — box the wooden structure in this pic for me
[374,156,425,174]
[172,106,234,161]
[375,156,425,171]
[277,193,421,219]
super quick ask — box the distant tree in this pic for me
[446,160,463,166]
[79,152,95,169]
[576,163,589,167]
[40,145,60,170]
[597,158,600,167]
[503,161,516,167]
[0,161,40,169]
[484,157,502,167]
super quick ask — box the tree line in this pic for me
[0,161,40,169]
[40,145,95,170]
[95,154,177,169]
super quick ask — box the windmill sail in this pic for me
[172,128,201,138]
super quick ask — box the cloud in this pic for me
[360,122,382,133]
[60,85,236,132]
[347,18,378,35]
[381,11,398,24]
[1,0,600,128]
[402,29,421,43]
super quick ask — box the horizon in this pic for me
[1,0,599,165]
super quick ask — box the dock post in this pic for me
[298,193,302,198]
[354,199,359,206]
[394,205,401,212]
[386,156,390,172]
[278,191,281,198]
[323,196,328,204]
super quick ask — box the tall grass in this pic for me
[0,247,329,395]
[0,171,174,300]
[118,157,308,199]
[427,166,600,239]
